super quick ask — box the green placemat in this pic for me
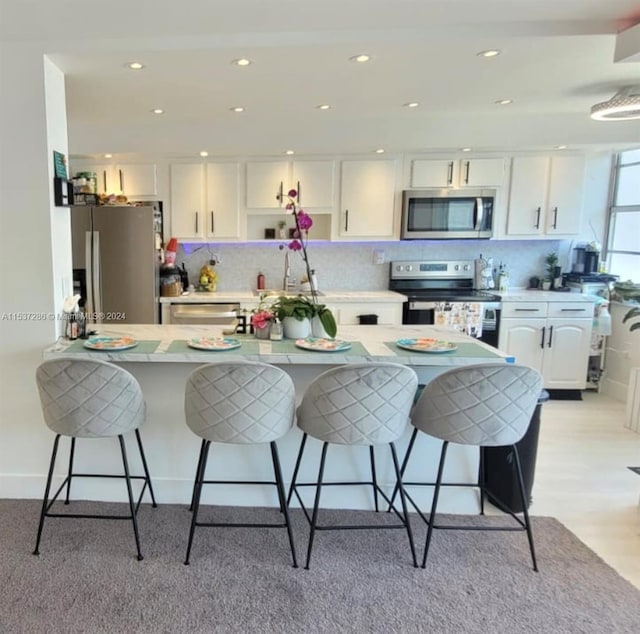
[385,341,508,359]
[63,339,161,354]
[166,337,260,355]
[269,339,369,355]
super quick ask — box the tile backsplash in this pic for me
[176,239,573,292]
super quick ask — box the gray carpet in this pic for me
[1,499,639,634]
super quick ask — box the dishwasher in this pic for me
[168,303,241,329]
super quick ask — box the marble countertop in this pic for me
[498,289,597,302]
[159,290,407,304]
[43,324,513,366]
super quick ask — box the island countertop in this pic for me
[43,324,513,366]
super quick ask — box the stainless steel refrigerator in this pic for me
[71,204,163,324]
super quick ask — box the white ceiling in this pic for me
[2,0,640,159]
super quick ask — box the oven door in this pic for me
[403,301,437,325]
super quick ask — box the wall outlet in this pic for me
[373,249,385,265]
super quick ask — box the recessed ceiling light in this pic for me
[461,148,471,152]
[554,145,568,150]
[285,150,295,155]
[477,50,501,58]
[151,108,164,114]
[126,62,145,70]
[200,151,209,157]
[375,149,385,154]
[404,102,420,108]
[232,58,252,67]
[230,106,245,113]
[495,99,513,105]
[316,104,331,110]
[104,153,112,158]
[350,54,371,63]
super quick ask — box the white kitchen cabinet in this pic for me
[170,163,204,239]
[205,162,241,239]
[410,158,505,188]
[506,155,585,237]
[499,301,593,389]
[72,162,157,197]
[339,159,397,239]
[246,160,335,209]
[171,163,241,240]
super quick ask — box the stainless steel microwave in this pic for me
[401,188,495,240]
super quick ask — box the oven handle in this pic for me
[408,301,438,310]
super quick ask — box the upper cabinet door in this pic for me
[459,158,505,187]
[117,164,158,197]
[339,159,397,239]
[545,155,585,235]
[411,160,459,188]
[246,161,289,208]
[291,160,335,208]
[170,163,204,239]
[205,162,241,239]
[506,156,549,236]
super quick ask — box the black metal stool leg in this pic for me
[388,426,418,511]
[189,439,207,512]
[389,442,417,567]
[479,446,486,515]
[286,433,307,506]
[184,440,211,565]
[270,441,298,568]
[135,429,157,507]
[118,435,143,561]
[304,441,329,570]
[422,440,449,569]
[33,434,61,556]
[64,437,76,505]
[369,445,379,512]
[513,445,538,572]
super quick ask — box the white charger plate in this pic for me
[83,336,138,351]
[295,337,352,352]
[187,337,241,351]
[395,338,457,353]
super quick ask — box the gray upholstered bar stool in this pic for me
[288,362,419,570]
[34,358,157,561]
[400,363,543,571]
[183,361,297,567]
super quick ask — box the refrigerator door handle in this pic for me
[85,230,103,322]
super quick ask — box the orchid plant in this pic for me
[277,188,337,338]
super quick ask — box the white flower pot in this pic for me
[311,315,330,339]
[282,316,310,339]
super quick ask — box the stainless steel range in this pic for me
[389,259,502,345]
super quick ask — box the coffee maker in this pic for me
[572,243,600,274]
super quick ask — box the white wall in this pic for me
[0,45,71,496]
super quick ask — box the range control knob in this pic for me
[405,265,413,272]
[463,264,471,271]
[454,264,460,271]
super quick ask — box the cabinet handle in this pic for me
[464,160,470,184]
[119,169,123,193]
[102,170,107,193]
[540,326,546,349]
[547,325,554,348]
[560,308,587,313]
[515,308,541,312]
[535,207,541,229]
[277,181,283,205]
[345,209,349,232]
[447,162,454,185]
[297,180,301,204]
[210,211,214,234]
[552,207,558,229]
[195,212,198,234]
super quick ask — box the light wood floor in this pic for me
[531,391,640,589]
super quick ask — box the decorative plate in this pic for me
[187,337,241,351]
[395,338,457,353]
[295,337,352,352]
[83,336,138,351]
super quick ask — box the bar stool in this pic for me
[183,361,297,567]
[399,363,543,570]
[288,363,419,570]
[34,358,157,561]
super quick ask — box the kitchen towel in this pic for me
[434,302,483,338]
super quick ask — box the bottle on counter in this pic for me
[257,272,265,290]
[310,269,318,292]
[269,318,283,341]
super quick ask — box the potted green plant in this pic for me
[543,252,559,290]
[272,295,337,339]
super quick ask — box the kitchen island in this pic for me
[42,325,513,513]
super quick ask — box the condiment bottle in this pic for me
[270,318,283,341]
[257,272,265,290]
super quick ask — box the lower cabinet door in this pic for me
[498,318,545,372]
[541,319,592,389]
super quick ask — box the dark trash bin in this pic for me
[358,314,378,325]
[482,389,549,513]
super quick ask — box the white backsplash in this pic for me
[176,239,573,292]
